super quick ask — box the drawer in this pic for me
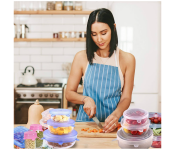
[129,94,160,112]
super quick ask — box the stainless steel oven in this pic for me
[14,78,67,124]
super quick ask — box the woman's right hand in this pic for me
[83,97,96,118]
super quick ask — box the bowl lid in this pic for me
[123,108,148,122]
[43,129,78,145]
[39,119,48,128]
[117,128,153,141]
[149,112,175,118]
[13,139,25,148]
[121,118,150,131]
[47,119,75,127]
[14,126,29,133]
[30,124,43,132]
[41,108,53,117]
[24,131,37,140]
[49,108,72,117]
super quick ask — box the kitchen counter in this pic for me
[14,123,155,149]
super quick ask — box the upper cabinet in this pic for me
[110,2,161,94]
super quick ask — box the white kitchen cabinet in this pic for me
[129,94,160,112]
[109,2,161,94]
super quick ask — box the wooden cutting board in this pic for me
[74,122,118,138]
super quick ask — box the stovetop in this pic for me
[17,83,63,88]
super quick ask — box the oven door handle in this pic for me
[16,101,60,104]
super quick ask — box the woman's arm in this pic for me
[65,51,86,104]
[104,52,136,132]
[66,50,97,118]
[112,53,136,118]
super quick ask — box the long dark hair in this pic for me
[86,8,118,65]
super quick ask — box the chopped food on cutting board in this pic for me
[81,123,121,133]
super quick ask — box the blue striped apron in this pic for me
[76,50,123,122]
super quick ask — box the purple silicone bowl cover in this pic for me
[47,119,75,128]
[43,129,79,145]
[49,108,72,117]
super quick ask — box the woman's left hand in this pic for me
[103,113,119,133]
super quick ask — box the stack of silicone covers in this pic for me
[116,108,153,149]
[42,108,79,149]
[149,112,175,148]
[14,126,29,149]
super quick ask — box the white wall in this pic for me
[109,1,161,111]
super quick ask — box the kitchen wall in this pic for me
[14,1,111,85]
[13,1,175,112]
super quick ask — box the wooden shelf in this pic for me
[14,38,86,42]
[14,10,92,15]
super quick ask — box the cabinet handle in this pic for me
[131,101,134,103]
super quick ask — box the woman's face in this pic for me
[91,22,111,50]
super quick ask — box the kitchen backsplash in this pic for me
[14,1,111,85]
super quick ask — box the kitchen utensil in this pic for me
[80,31,86,38]
[49,108,71,122]
[92,116,103,129]
[55,1,63,10]
[151,136,175,148]
[116,128,153,149]
[121,118,150,136]
[14,24,17,38]
[47,119,75,135]
[58,31,66,38]
[63,1,73,11]
[22,66,37,86]
[149,112,175,124]
[75,1,82,11]
[53,33,58,38]
[70,31,76,38]
[43,129,79,149]
[20,24,29,39]
[26,100,44,129]
[47,1,55,10]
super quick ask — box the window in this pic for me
[120,27,133,53]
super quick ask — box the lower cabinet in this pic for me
[129,94,160,112]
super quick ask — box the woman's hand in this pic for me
[83,97,96,118]
[103,113,119,133]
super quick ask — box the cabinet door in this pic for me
[129,94,160,112]
[110,2,161,93]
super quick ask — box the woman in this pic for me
[65,8,136,133]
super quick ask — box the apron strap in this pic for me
[114,50,118,67]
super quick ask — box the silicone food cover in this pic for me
[152,136,175,148]
[149,112,175,124]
